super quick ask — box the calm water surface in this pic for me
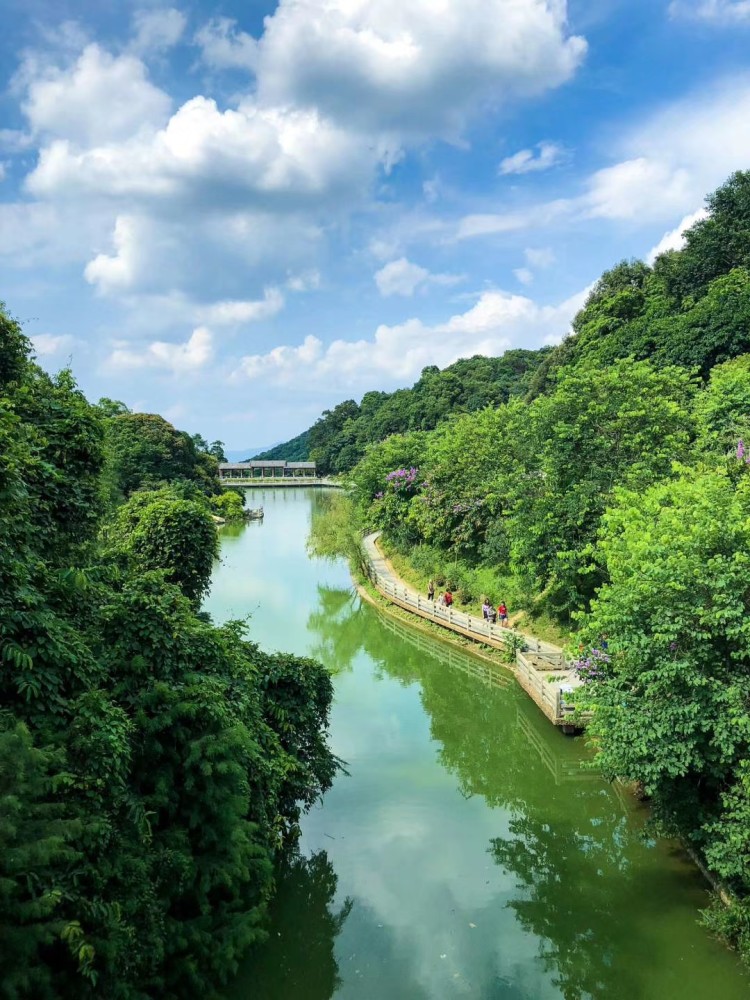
[206,488,749,1000]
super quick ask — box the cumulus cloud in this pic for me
[252,0,586,135]
[26,96,382,208]
[499,141,565,175]
[131,8,187,54]
[458,75,750,239]
[374,257,462,297]
[669,0,750,22]
[237,286,588,388]
[21,44,171,145]
[196,288,284,325]
[31,333,74,356]
[194,17,258,70]
[107,327,214,374]
[647,208,709,263]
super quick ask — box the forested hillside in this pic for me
[0,311,337,997]
[253,428,311,462]
[321,170,750,958]
[262,348,550,471]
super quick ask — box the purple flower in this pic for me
[375,491,384,499]
[738,440,746,461]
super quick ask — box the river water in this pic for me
[206,488,749,1000]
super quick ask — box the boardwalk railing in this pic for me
[364,562,565,667]
[360,534,586,728]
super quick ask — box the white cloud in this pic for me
[27,96,381,207]
[107,327,214,374]
[194,17,258,70]
[584,157,692,220]
[647,208,709,263]
[238,333,324,382]
[374,257,462,296]
[131,8,187,54]
[286,269,320,292]
[252,0,586,135]
[513,268,534,285]
[499,141,564,175]
[31,333,74,356]
[525,246,556,268]
[84,215,141,293]
[458,76,750,240]
[237,286,588,389]
[376,258,430,296]
[196,288,284,325]
[21,44,171,145]
[669,0,750,22]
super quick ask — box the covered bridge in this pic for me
[218,460,317,481]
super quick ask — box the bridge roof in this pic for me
[219,461,316,470]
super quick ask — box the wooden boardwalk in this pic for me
[362,532,583,729]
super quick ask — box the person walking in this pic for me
[427,579,435,601]
[497,601,508,627]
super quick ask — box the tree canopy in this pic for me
[0,307,337,997]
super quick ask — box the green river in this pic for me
[206,488,749,1000]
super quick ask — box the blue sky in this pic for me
[3,0,750,449]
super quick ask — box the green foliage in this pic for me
[111,493,219,604]
[307,491,366,573]
[254,429,310,462]
[212,489,247,521]
[289,351,550,475]
[575,467,750,949]
[0,304,337,997]
[104,412,217,500]
[504,357,695,616]
[0,717,80,1000]
[694,354,750,456]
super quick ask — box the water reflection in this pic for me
[229,851,351,1000]
[212,500,748,1000]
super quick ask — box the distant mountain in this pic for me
[265,349,551,475]
[253,430,310,462]
[224,444,281,463]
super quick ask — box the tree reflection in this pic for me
[227,850,352,1000]
[306,586,367,672]
[304,590,661,1000]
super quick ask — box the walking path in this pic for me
[362,532,583,729]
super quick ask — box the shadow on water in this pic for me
[229,851,352,1000]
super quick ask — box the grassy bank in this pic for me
[378,536,571,648]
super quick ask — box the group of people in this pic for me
[427,579,453,606]
[482,599,508,626]
[426,578,508,624]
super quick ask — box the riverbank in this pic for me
[361,532,585,729]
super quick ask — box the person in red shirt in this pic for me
[497,601,508,627]
[443,590,453,607]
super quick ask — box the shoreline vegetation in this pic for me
[0,310,338,998]
[301,171,750,965]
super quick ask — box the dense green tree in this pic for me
[0,304,338,997]
[659,170,750,304]
[574,465,750,957]
[105,413,205,498]
[694,354,750,456]
[504,358,695,616]
[107,489,219,605]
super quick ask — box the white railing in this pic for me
[364,563,565,668]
